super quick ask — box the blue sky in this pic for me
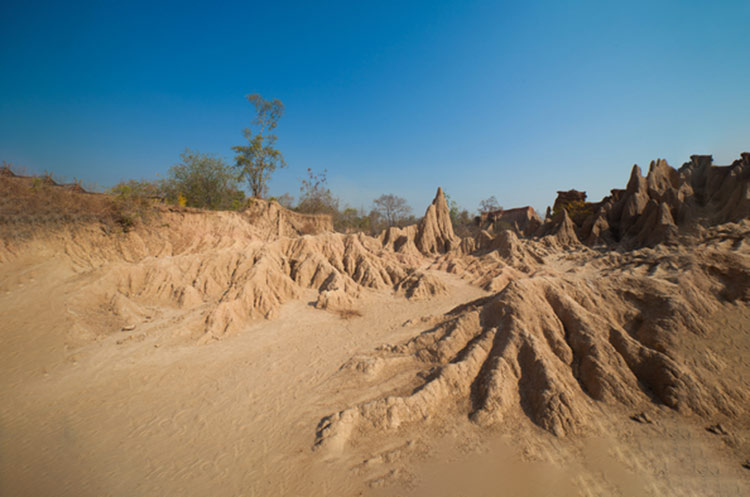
[1,1,749,214]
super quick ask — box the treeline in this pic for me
[110,150,500,236]
[112,154,418,234]
[277,168,420,234]
[4,89,511,236]
[17,92,501,236]
[111,149,245,210]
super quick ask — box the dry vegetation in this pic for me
[0,166,204,242]
[335,308,364,320]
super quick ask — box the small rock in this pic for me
[707,423,729,436]
[121,324,136,331]
[743,460,750,471]
[630,412,653,424]
[154,344,160,348]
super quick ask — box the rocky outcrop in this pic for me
[376,187,459,257]
[478,206,542,236]
[79,230,419,341]
[681,153,750,224]
[537,209,581,248]
[315,221,750,450]
[569,153,750,248]
[245,199,334,237]
[624,200,679,249]
[415,187,459,255]
[378,225,422,261]
[581,211,611,246]
[394,270,448,300]
[553,189,587,213]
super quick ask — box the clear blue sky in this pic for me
[2,0,749,214]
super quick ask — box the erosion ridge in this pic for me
[310,153,750,449]
[315,223,750,450]
[1,153,748,452]
[1,184,460,341]
[555,153,750,248]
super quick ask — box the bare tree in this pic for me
[373,194,412,227]
[479,195,501,213]
[275,193,294,209]
[297,168,338,214]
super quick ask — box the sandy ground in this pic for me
[2,246,749,497]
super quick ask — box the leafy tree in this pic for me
[335,206,369,233]
[479,195,502,213]
[444,191,476,237]
[232,94,286,198]
[297,168,338,214]
[163,149,244,209]
[372,193,412,227]
[443,191,460,222]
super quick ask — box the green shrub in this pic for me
[553,200,596,226]
[162,149,245,210]
[109,179,161,232]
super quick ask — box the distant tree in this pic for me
[163,149,244,209]
[335,206,369,233]
[479,195,502,213]
[368,208,384,234]
[444,191,477,237]
[232,94,286,198]
[275,193,295,209]
[372,194,412,227]
[443,191,461,222]
[297,168,339,214]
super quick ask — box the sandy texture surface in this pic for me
[2,155,750,496]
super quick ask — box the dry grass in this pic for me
[299,221,318,235]
[0,173,159,239]
[335,308,363,320]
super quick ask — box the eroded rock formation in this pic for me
[315,221,750,450]
[415,187,459,254]
[553,189,587,213]
[478,206,542,236]
[574,154,750,248]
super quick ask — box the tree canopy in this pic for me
[232,94,286,198]
[163,149,244,209]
